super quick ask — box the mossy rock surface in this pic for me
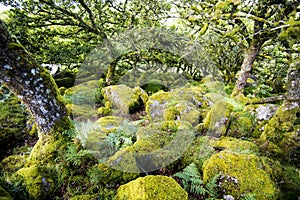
[115,175,188,200]
[105,120,194,173]
[227,111,255,138]
[213,137,259,154]
[260,102,300,156]
[203,150,281,200]
[203,101,233,137]
[146,86,211,124]
[101,85,147,116]
[17,165,55,200]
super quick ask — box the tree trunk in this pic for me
[0,20,70,135]
[231,40,263,97]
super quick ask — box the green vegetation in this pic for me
[0,0,299,199]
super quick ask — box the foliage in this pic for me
[174,163,220,199]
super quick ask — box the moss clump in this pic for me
[164,101,201,125]
[17,165,55,200]
[115,175,188,200]
[213,137,259,154]
[0,91,28,148]
[202,150,281,200]
[0,155,27,173]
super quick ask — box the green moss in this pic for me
[0,92,28,147]
[104,121,194,173]
[203,101,233,137]
[17,165,55,200]
[0,155,27,173]
[181,136,215,168]
[278,165,300,200]
[164,101,201,125]
[260,102,300,156]
[227,111,254,138]
[101,85,146,115]
[202,150,281,200]
[54,77,75,88]
[115,175,188,200]
[96,163,138,185]
[66,104,96,119]
[213,137,259,154]
[69,194,99,200]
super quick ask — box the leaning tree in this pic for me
[0,19,72,165]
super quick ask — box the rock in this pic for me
[260,101,300,157]
[146,86,211,125]
[115,175,188,200]
[255,104,279,121]
[101,85,148,116]
[17,165,55,200]
[227,111,254,138]
[203,150,281,200]
[105,121,194,173]
[213,137,259,154]
[203,101,233,137]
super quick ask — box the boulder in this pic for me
[101,85,148,116]
[115,175,188,200]
[203,150,281,200]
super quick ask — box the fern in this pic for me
[242,193,256,200]
[174,163,220,198]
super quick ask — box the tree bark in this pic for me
[231,40,263,97]
[0,20,70,135]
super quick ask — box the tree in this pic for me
[175,0,299,96]
[0,19,72,164]
[1,0,171,66]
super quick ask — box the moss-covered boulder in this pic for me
[115,175,188,200]
[146,86,211,124]
[0,186,13,200]
[17,165,55,200]
[202,150,282,200]
[213,137,259,154]
[105,121,194,173]
[260,101,300,157]
[101,85,148,116]
[227,111,255,138]
[203,101,233,137]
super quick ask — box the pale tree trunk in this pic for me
[0,20,72,166]
[231,40,264,97]
[0,20,70,135]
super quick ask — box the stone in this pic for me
[115,175,188,200]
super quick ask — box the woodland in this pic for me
[0,0,299,200]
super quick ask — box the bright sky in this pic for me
[0,4,10,13]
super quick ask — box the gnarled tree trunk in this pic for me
[0,20,70,135]
[231,40,263,97]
